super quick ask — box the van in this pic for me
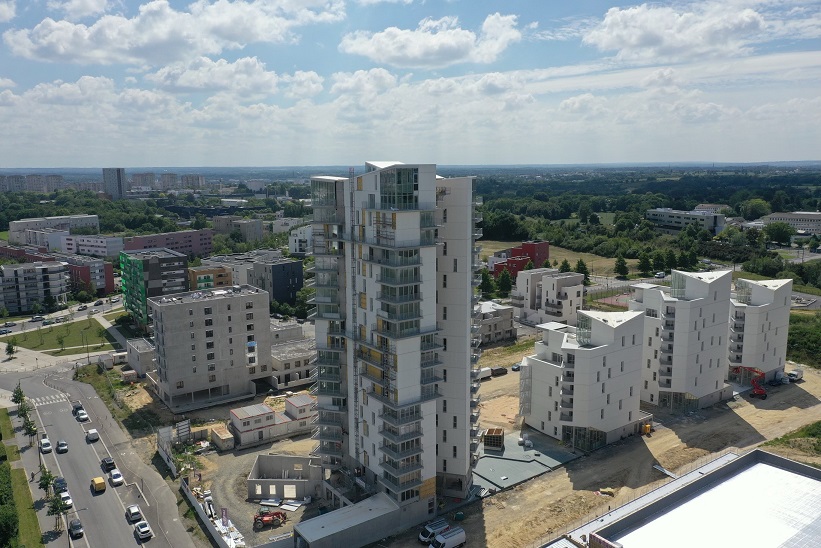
[430,526,466,548]
[655,272,666,279]
[91,476,106,493]
[478,367,492,380]
[418,518,450,543]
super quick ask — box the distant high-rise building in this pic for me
[131,172,156,189]
[102,168,127,200]
[181,174,205,189]
[160,173,178,190]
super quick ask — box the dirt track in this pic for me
[385,367,821,548]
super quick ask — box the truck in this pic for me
[478,367,492,381]
[430,526,466,548]
[787,369,804,382]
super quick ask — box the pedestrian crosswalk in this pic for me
[27,394,68,407]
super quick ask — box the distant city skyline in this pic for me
[0,0,819,167]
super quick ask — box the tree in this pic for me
[665,249,678,272]
[574,259,590,285]
[47,492,70,530]
[652,252,666,272]
[294,286,315,319]
[38,465,55,496]
[11,382,24,405]
[740,198,771,221]
[745,227,763,247]
[763,222,796,245]
[192,213,209,230]
[0,505,18,546]
[4,340,15,360]
[23,417,37,446]
[97,326,108,346]
[479,269,496,297]
[637,253,653,275]
[43,295,57,312]
[552,259,559,267]
[0,307,8,319]
[17,399,30,421]
[614,255,629,278]
[31,301,42,315]
[56,334,66,352]
[588,212,601,225]
[523,259,534,271]
[558,259,572,273]
[541,259,551,268]
[497,269,513,297]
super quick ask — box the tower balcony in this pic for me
[378,442,423,461]
[378,426,423,444]
[312,442,343,458]
[379,474,423,493]
[379,459,424,477]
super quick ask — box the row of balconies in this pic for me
[379,425,423,444]
[379,442,423,461]
[379,459,423,477]
[380,473,423,493]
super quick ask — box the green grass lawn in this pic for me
[6,444,20,462]
[0,230,8,242]
[734,270,821,297]
[0,318,118,351]
[479,240,637,277]
[0,408,13,440]
[11,468,45,548]
[103,310,127,322]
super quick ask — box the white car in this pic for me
[109,469,124,486]
[60,491,73,508]
[39,438,52,453]
[76,409,89,422]
[126,504,142,522]
[86,429,99,442]
[134,520,153,540]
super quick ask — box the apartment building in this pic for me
[61,234,124,258]
[9,214,99,245]
[149,285,273,409]
[120,249,189,328]
[727,278,793,384]
[247,258,303,306]
[51,252,115,296]
[289,225,313,256]
[213,215,265,243]
[0,262,70,314]
[103,168,127,200]
[131,172,156,188]
[760,211,821,235]
[629,270,734,411]
[160,173,178,190]
[511,268,585,326]
[188,265,233,290]
[271,337,316,390]
[22,228,69,250]
[645,208,726,235]
[475,301,515,345]
[0,175,25,193]
[123,229,214,257]
[308,163,480,527]
[181,174,205,189]
[488,240,550,278]
[520,311,648,452]
[202,249,283,285]
[694,204,730,214]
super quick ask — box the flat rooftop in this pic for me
[270,338,315,360]
[127,338,154,352]
[121,247,187,259]
[294,492,400,542]
[230,403,274,420]
[592,449,821,548]
[149,284,265,306]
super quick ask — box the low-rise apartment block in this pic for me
[288,225,313,256]
[248,257,303,306]
[52,252,115,295]
[123,229,214,257]
[475,301,515,345]
[61,234,124,258]
[202,249,283,285]
[487,240,550,278]
[727,278,793,384]
[270,320,316,389]
[9,214,99,245]
[229,395,316,448]
[760,211,821,235]
[0,262,70,314]
[120,249,189,327]
[21,228,69,250]
[629,270,734,411]
[511,268,585,326]
[188,265,233,290]
[149,285,273,410]
[520,311,648,452]
[213,215,265,243]
[645,208,726,235]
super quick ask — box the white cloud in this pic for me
[330,68,397,95]
[4,0,345,66]
[0,0,14,23]
[145,57,279,97]
[47,0,108,21]
[583,3,766,61]
[355,0,413,5]
[339,13,521,68]
[282,71,324,99]
[0,77,15,88]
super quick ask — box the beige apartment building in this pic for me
[511,268,585,326]
[475,301,515,345]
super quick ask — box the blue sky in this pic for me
[0,0,819,167]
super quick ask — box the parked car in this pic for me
[101,456,116,471]
[60,491,73,508]
[42,319,54,326]
[110,297,120,303]
[109,469,124,486]
[86,429,99,442]
[95,300,104,306]
[90,309,100,314]
[39,438,52,453]
[491,366,508,377]
[134,521,153,540]
[69,518,84,538]
[2,321,16,327]
[56,440,68,454]
[655,272,666,279]
[126,504,143,522]
[29,316,45,322]
[76,409,89,422]
[77,304,88,311]
[0,329,11,335]
[54,477,67,493]
[511,362,521,372]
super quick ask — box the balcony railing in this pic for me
[311,443,343,458]
[378,426,423,444]
[379,459,424,476]
[380,474,423,492]
[379,409,422,426]
[378,443,423,460]
[659,367,673,378]
[376,291,423,304]
[560,412,573,422]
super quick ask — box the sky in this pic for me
[0,0,819,168]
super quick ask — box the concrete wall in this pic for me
[247,455,323,501]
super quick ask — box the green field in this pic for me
[0,230,8,242]
[734,270,821,297]
[0,318,118,352]
[103,310,127,322]
[479,240,637,276]
[0,408,13,440]
[11,468,44,548]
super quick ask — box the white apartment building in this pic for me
[289,225,313,256]
[202,249,283,285]
[61,234,124,258]
[309,163,479,527]
[646,208,726,235]
[475,301,515,345]
[694,204,730,214]
[22,228,69,250]
[511,268,585,326]
[629,270,734,411]
[0,262,70,314]
[760,211,821,235]
[9,214,99,245]
[520,311,648,452]
[727,278,793,384]
[149,285,274,410]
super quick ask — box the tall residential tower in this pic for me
[102,168,127,200]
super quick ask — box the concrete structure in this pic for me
[181,174,204,189]
[727,278,793,385]
[0,261,70,314]
[202,249,283,285]
[61,234,124,258]
[213,215,265,243]
[475,301,515,345]
[149,285,273,409]
[123,229,214,257]
[520,311,648,452]
[760,211,821,235]
[289,225,313,256]
[120,248,189,328]
[271,338,316,390]
[308,162,480,527]
[247,455,323,501]
[511,268,585,326]
[21,228,69,250]
[578,449,821,548]
[229,395,316,448]
[9,214,99,245]
[694,203,730,214]
[127,338,155,376]
[0,175,26,193]
[487,240,550,278]
[645,208,726,235]
[103,167,127,200]
[187,265,233,290]
[266,217,305,234]
[293,492,401,548]
[52,252,115,295]
[160,173,178,190]
[629,270,734,411]
[131,172,156,188]
[248,257,303,306]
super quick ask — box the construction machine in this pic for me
[253,509,287,530]
[732,366,767,400]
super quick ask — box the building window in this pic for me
[261,364,267,372]
[442,275,447,288]
[209,374,216,382]
[176,381,184,388]
[453,416,457,428]
[453,259,457,272]
[191,356,196,362]
[600,409,604,419]
[443,307,447,321]
[248,357,256,364]
[206,330,213,338]
[189,321,194,327]
[204,307,212,315]
[191,333,195,339]
[442,400,447,412]
[191,344,195,351]
[205,318,213,327]
[247,324,254,331]
[192,366,196,373]
[442,458,446,471]
[207,352,215,360]
[629,386,633,396]
[442,430,447,442]
[249,367,256,374]
[452,446,457,458]
[206,342,214,349]
[443,369,447,382]
[443,242,447,256]
[246,313,254,320]
[284,363,290,370]
[229,349,233,355]
[208,363,216,371]
[247,335,255,342]
[443,338,447,351]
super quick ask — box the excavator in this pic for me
[731,366,767,400]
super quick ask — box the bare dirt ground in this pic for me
[383,368,821,548]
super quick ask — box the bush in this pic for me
[0,503,18,545]
[0,443,6,462]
